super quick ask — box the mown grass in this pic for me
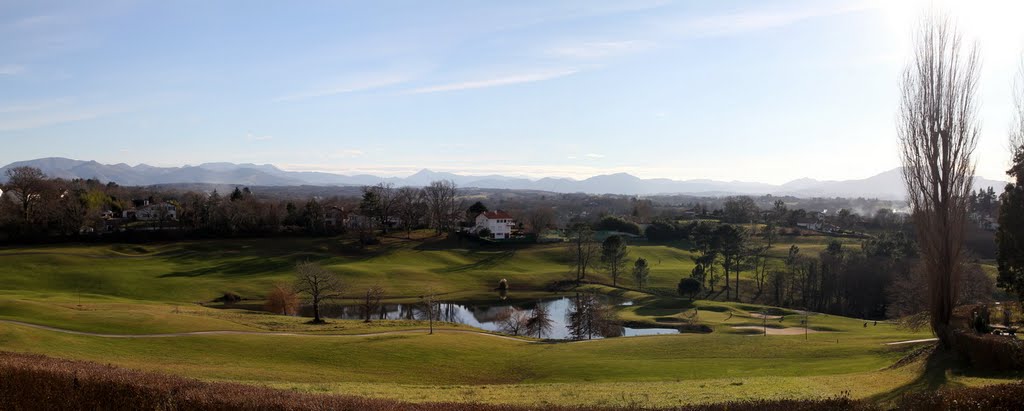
[0,233,1014,407]
[0,321,1015,407]
[0,234,704,303]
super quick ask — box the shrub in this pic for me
[645,220,694,242]
[264,283,299,315]
[970,304,991,334]
[896,380,1024,410]
[593,216,641,235]
[214,292,242,304]
[678,277,702,300]
[949,329,1024,371]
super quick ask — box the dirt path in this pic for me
[0,251,155,260]
[0,319,531,342]
[732,326,826,335]
[884,338,938,345]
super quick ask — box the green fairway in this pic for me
[0,234,1015,407]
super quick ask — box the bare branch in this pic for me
[897,8,980,347]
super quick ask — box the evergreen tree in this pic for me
[997,148,1024,302]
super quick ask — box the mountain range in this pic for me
[0,157,1009,200]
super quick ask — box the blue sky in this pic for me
[1,0,1022,184]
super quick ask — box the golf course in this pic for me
[0,231,1016,408]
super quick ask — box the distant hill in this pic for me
[0,157,1009,199]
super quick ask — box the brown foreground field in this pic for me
[2,351,1024,411]
[0,351,867,411]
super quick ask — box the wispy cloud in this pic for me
[0,105,125,131]
[0,97,132,131]
[0,65,26,75]
[547,40,652,59]
[0,97,73,114]
[244,133,273,142]
[6,15,69,31]
[410,69,578,94]
[584,153,605,159]
[274,74,409,102]
[331,149,365,158]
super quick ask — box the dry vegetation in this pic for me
[0,351,874,411]
[4,350,1024,410]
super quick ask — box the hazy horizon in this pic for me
[3,0,1024,184]
[0,155,945,184]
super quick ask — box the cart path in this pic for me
[3,319,932,346]
[0,319,530,342]
[884,338,939,345]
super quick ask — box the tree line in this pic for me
[0,168,467,243]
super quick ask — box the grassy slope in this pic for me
[0,232,1013,406]
[0,231,850,304]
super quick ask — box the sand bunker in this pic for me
[748,313,783,320]
[732,326,825,335]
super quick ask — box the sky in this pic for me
[2,0,1024,184]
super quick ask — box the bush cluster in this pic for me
[948,329,1024,371]
[896,380,1024,410]
[644,220,694,242]
[593,216,642,236]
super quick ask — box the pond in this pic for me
[307,295,680,340]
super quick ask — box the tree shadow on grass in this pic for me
[631,298,696,320]
[870,345,961,405]
[158,257,299,278]
[441,250,516,273]
[158,245,390,278]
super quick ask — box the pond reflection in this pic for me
[305,296,680,340]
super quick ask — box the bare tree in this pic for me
[898,9,980,347]
[293,262,344,324]
[959,262,994,305]
[4,167,47,222]
[886,263,930,331]
[394,186,426,238]
[526,206,555,234]
[749,246,770,296]
[566,294,619,340]
[423,180,459,234]
[1012,58,1024,153]
[566,223,599,284]
[360,285,385,322]
[527,302,554,338]
[495,307,530,336]
[361,183,396,233]
[265,283,299,315]
[419,288,439,334]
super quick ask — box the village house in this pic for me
[474,210,516,240]
[325,206,345,228]
[123,199,177,221]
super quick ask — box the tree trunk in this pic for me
[736,270,741,302]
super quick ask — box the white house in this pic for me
[125,202,177,221]
[474,211,515,240]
